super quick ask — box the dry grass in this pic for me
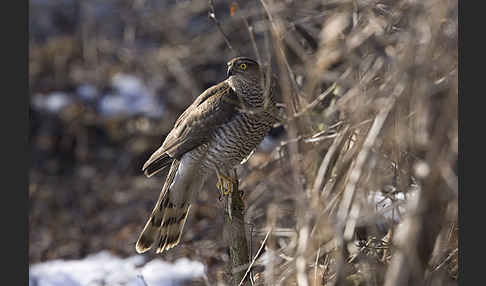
[231,0,458,285]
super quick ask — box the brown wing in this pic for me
[142,80,240,176]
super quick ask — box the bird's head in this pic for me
[226,57,260,81]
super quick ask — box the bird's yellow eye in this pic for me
[239,63,247,70]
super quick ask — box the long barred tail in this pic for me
[135,159,192,254]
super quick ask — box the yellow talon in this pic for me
[223,184,232,196]
[216,177,223,191]
[216,171,237,196]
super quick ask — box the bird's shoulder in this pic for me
[172,80,237,127]
[160,79,240,157]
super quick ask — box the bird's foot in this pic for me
[216,170,238,221]
[216,171,237,197]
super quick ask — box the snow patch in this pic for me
[98,73,164,118]
[367,185,420,224]
[29,251,205,286]
[31,92,72,113]
[112,73,147,97]
[76,84,98,101]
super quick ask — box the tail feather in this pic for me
[136,159,180,254]
[156,204,191,253]
[136,155,201,254]
[143,153,174,178]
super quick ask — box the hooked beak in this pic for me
[227,63,233,77]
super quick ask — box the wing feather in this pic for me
[142,80,239,176]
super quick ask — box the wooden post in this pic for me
[223,170,250,286]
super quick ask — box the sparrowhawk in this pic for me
[135,57,278,254]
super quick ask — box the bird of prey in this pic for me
[136,57,278,254]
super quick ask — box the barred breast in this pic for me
[201,111,274,171]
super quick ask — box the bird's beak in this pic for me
[227,63,233,77]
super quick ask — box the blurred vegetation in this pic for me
[29,0,458,285]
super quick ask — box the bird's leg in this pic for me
[216,170,237,196]
[216,172,224,196]
[216,172,226,198]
